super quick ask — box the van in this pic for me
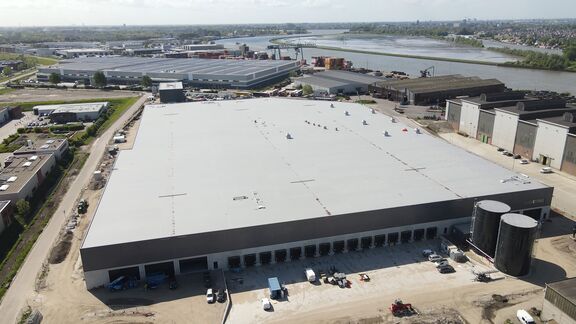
[305,268,316,282]
[516,309,535,324]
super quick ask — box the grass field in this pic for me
[98,97,139,134]
[0,53,58,66]
[0,88,15,95]
[1,97,135,111]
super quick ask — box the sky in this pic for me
[0,0,574,27]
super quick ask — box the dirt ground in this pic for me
[0,88,141,104]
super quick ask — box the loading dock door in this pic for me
[179,256,208,274]
[144,261,175,277]
[109,266,140,282]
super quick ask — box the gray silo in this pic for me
[470,200,511,257]
[494,213,538,276]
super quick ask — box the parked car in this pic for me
[262,298,272,310]
[501,150,509,155]
[540,167,553,174]
[422,249,434,257]
[217,289,226,303]
[505,152,514,157]
[516,309,536,324]
[428,254,442,262]
[514,154,522,159]
[497,148,505,152]
[436,260,450,268]
[206,288,215,303]
[520,159,529,165]
[437,265,455,273]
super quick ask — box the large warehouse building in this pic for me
[37,56,299,89]
[369,75,505,105]
[80,99,553,289]
[293,70,384,95]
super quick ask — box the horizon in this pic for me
[0,0,575,27]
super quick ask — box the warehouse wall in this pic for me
[561,134,576,176]
[513,121,538,159]
[476,111,495,144]
[80,186,553,274]
[533,121,569,169]
[459,102,480,137]
[492,111,519,151]
[445,101,461,131]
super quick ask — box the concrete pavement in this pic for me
[0,94,146,324]
[439,132,576,219]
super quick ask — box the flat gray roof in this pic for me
[48,56,296,77]
[34,102,108,114]
[548,277,576,305]
[159,82,183,90]
[82,99,549,248]
[297,70,383,89]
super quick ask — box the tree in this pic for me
[2,66,12,76]
[564,45,576,62]
[302,84,313,96]
[141,75,152,88]
[49,73,61,84]
[15,199,31,223]
[92,71,107,88]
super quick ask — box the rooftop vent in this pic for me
[28,155,38,161]
[40,145,49,149]
[0,185,9,191]
[383,130,389,137]
[415,128,421,134]
[330,103,335,108]
[286,133,293,140]
[391,117,396,123]
[335,127,339,131]
[371,108,376,114]
[7,176,17,182]
[362,120,368,125]
[323,126,328,130]
[46,140,55,144]
[345,111,350,116]
[23,161,32,167]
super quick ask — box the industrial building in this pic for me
[0,154,56,203]
[158,82,186,103]
[542,278,576,324]
[182,44,224,51]
[33,102,109,123]
[445,93,576,175]
[294,70,384,95]
[0,200,12,236]
[369,75,505,105]
[56,48,112,58]
[37,56,299,89]
[79,99,552,289]
[13,139,69,160]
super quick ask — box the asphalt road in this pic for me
[0,94,146,324]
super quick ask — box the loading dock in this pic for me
[144,261,174,277]
[347,238,359,251]
[361,236,373,249]
[304,245,316,258]
[108,266,140,282]
[388,232,399,245]
[290,247,302,260]
[374,234,386,247]
[426,227,437,240]
[274,250,287,263]
[179,256,208,274]
[401,231,412,243]
[244,254,256,267]
[228,256,241,268]
[319,243,331,256]
[259,252,272,265]
[413,229,425,241]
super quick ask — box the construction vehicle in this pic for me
[420,66,435,78]
[390,299,416,317]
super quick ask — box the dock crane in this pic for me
[267,42,316,60]
[420,66,435,78]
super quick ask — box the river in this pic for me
[216,31,576,95]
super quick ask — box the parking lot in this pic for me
[226,240,494,324]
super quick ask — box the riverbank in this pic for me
[271,37,502,67]
[271,36,576,73]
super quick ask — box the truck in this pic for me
[305,268,316,282]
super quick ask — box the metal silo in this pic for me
[470,200,511,258]
[494,213,538,276]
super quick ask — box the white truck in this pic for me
[305,268,316,282]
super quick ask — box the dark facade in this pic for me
[81,187,552,272]
[447,101,462,131]
[562,134,576,176]
[544,278,576,323]
[477,111,495,144]
[159,89,186,103]
[494,213,538,276]
[514,121,538,159]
